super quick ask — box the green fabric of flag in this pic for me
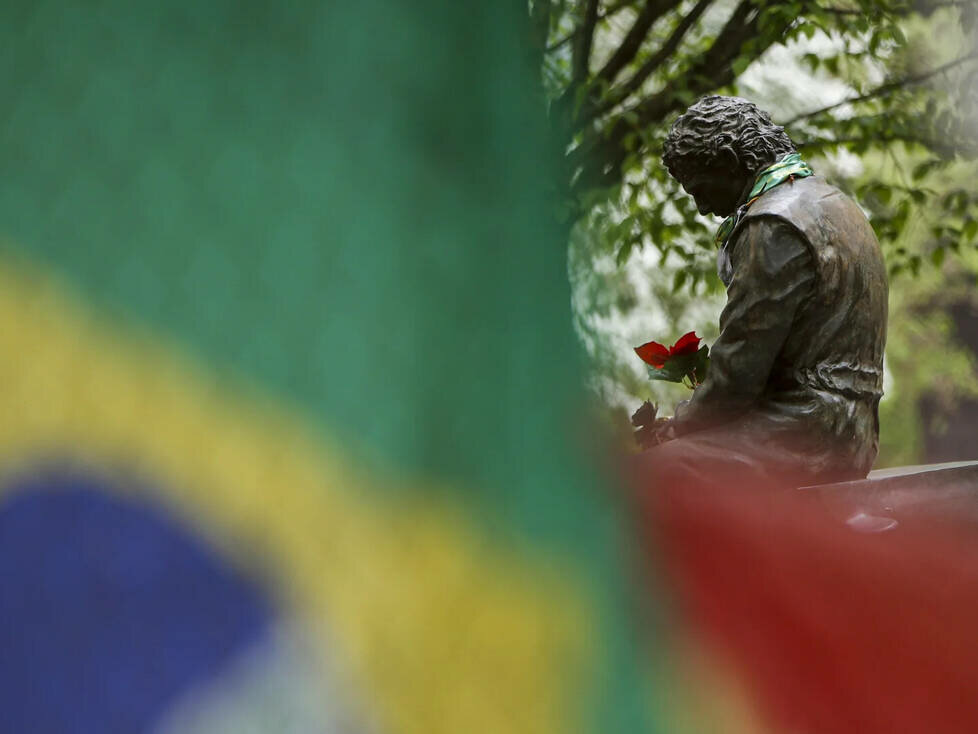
[0,2,662,732]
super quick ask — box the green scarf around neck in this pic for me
[714,151,814,248]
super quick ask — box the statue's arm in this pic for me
[673,216,815,435]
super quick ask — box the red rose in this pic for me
[634,331,709,388]
[634,331,701,367]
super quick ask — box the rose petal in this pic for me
[670,331,701,357]
[635,341,670,367]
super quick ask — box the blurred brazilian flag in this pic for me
[0,2,665,733]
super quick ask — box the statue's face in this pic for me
[677,165,750,218]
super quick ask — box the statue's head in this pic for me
[662,95,796,217]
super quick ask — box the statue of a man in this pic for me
[644,95,888,488]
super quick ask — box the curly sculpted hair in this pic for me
[662,95,796,181]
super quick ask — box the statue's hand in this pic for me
[654,419,677,444]
[631,401,676,449]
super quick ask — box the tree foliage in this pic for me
[528,0,978,271]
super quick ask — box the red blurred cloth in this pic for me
[640,470,978,734]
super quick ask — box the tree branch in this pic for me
[572,0,602,84]
[528,0,554,74]
[672,0,761,91]
[571,0,780,191]
[784,50,978,126]
[815,0,968,16]
[797,133,965,157]
[530,0,553,49]
[546,0,638,53]
[590,0,713,120]
[816,6,866,14]
[549,0,602,139]
[595,0,684,86]
[911,0,974,17]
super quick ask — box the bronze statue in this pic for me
[640,95,888,488]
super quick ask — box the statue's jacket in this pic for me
[674,175,888,481]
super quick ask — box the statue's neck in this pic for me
[735,176,757,208]
[737,151,793,207]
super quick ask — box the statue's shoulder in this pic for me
[747,176,850,220]
[743,176,867,241]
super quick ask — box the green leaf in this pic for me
[689,345,710,385]
[912,159,940,181]
[964,219,978,242]
[672,270,688,292]
[909,254,922,277]
[731,57,750,76]
[646,361,687,383]
[645,346,710,385]
[616,239,634,265]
